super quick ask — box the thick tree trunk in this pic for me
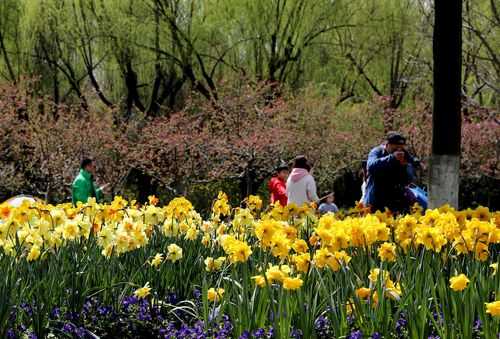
[429,0,462,208]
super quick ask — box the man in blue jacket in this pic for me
[363,132,417,213]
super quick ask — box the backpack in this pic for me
[407,184,428,210]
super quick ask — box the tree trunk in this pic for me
[124,60,145,118]
[429,0,462,208]
[0,30,16,83]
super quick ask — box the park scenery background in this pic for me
[0,0,499,338]
[0,0,498,210]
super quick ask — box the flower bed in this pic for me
[0,194,499,338]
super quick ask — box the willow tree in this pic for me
[1,0,498,115]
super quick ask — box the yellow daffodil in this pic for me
[134,282,151,299]
[485,301,500,316]
[246,195,263,211]
[150,253,164,268]
[62,221,80,240]
[204,256,225,272]
[252,275,267,287]
[27,245,41,262]
[207,287,224,302]
[265,265,286,283]
[167,243,183,262]
[292,239,309,254]
[282,276,303,290]
[355,287,371,299]
[449,274,470,291]
[378,242,397,262]
[292,253,311,273]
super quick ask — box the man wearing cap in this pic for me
[363,132,417,213]
[268,163,289,207]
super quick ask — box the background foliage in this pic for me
[0,0,499,210]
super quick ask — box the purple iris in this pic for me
[20,303,32,317]
[396,314,407,334]
[50,307,61,319]
[167,292,179,304]
[348,329,363,339]
[253,328,266,338]
[75,327,87,338]
[239,330,251,339]
[315,315,330,333]
[97,305,112,316]
[193,288,202,300]
[64,311,79,321]
[122,295,139,311]
[62,322,76,334]
[6,329,16,339]
[291,328,303,338]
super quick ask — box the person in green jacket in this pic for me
[72,158,106,205]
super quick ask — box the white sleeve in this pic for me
[307,176,319,202]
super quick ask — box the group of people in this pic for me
[268,155,339,214]
[72,132,422,214]
[268,131,422,214]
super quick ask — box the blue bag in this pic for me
[408,184,428,210]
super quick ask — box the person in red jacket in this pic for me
[268,164,289,206]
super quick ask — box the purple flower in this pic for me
[159,323,178,339]
[75,327,87,338]
[167,292,178,304]
[253,328,266,338]
[222,317,233,332]
[97,305,112,316]
[50,307,61,319]
[62,323,76,334]
[64,311,79,321]
[137,308,152,322]
[291,328,303,338]
[122,295,139,311]
[20,303,32,317]
[83,301,92,313]
[193,321,205,336]
[348,330,363,339]
[315,315,330,333]
[473,319,482,331]
[239,330,251,339]
[193,288,202,300]
[396,314,407,334]
[27,333,37,339]
[428,336,441,339]
[177,324,192,338]
[371,332,382,339]
[6,329,16,339]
